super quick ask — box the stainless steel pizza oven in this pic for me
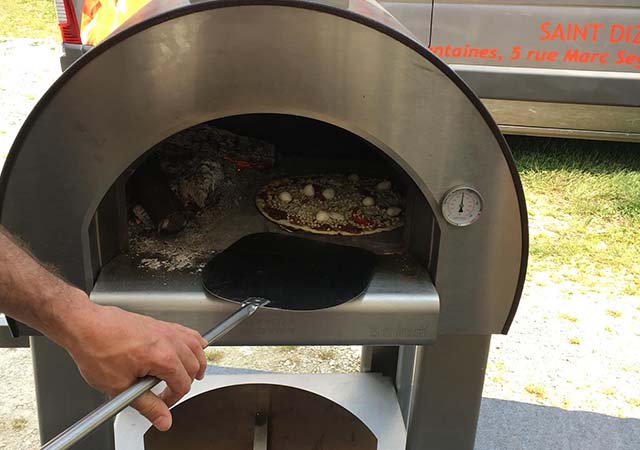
[0,1,527,449]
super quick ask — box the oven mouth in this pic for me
[88,113,441,345]
[114,113,432,275]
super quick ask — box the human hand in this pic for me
[58,297,207,431]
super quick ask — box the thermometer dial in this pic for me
[441,186,483,227]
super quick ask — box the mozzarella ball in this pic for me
[322,188,335,200]
[303,184,315,197]
[376,180,392,191]
[329,212,345,221]
[362,196,375,206]
[316,211,330,222]
[348,174,360,182]
[386,206,402,217]
[278,191,292,203]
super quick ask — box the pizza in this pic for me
[256,174,404,235]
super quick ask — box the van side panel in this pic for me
[431,1,640,73]
[429,1,640,141]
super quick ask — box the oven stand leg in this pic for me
[31,337,114,450]
[406,335,491,450]
[253,411,268,450]
[360,346,399,378]
[395,345,418,425]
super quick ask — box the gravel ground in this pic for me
[0,38,639,448]
[486,275,640,418]
[0,348,38,450]
[0,38,60,163]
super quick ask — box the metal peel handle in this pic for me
[40,297,269,450]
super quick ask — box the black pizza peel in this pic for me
[202,232,377,311]
[41,233,377,450]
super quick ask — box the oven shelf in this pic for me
[91,253,439,345]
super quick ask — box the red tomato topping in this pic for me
[351,208,373,227]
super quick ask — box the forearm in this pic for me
[0,228,207,431]
[0,226,93,347]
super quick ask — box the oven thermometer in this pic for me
[441,186,483,227]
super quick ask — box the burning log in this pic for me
[128,155,187,235]
[127,123,275,242]
[157,124,275,211]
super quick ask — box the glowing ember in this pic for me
[81,0,152,46]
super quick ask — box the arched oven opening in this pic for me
[88,114,441,347]
[92,114,439,279]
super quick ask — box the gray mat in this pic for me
[476,397,640,450]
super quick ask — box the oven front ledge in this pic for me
[90,253,440,345]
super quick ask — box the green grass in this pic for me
[558,313,578,323]
[509,137,640,296]
[205,348,225,364]
[524,383,548,400]
[606,309,623,318]
[317,348,336,360]
[11,417,28,430]
[0,0,59,39]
